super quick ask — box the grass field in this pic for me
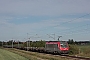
[77,45,90,57]
[1,46,90,60]
[4,48,70,60]
[0,48,29,60]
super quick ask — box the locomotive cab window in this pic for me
[60,42,68,48]
[60,44,67,48]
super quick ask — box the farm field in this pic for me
[0,48,28,60]
[78,45,90,57]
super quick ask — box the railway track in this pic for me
[65,55,90,60]
[52,54,90,60]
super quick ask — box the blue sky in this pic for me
[0,0,90,41]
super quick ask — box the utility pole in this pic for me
[18,40,19,48]
[52,34,55,40]
[2,41,3,47]
[12,40,13,48]
[47,34,55,40]
[28,38,30,47]
[27,33,28,51]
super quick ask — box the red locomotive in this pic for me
[45,41,69,54]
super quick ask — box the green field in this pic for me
[77,45,90,57]
[0,48,28,60]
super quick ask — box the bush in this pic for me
[69,44,79,55]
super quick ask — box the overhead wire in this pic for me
[39,13,90,33]
[53,13,90,36]
[56,24,90,35]
[33,13,90,40]
[61,25,90,36]
[50,13,90,27]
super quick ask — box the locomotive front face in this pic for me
[59,42,69,54]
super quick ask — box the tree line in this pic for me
[0,39,90,47]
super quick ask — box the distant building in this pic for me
[75,41,90,45]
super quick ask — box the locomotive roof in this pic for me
[46,41,67,42]
[46,41,67,44]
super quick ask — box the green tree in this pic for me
[68,39,75,44]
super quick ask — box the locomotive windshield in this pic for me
[60,42,68,48]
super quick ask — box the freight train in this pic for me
[3,41,69,54]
